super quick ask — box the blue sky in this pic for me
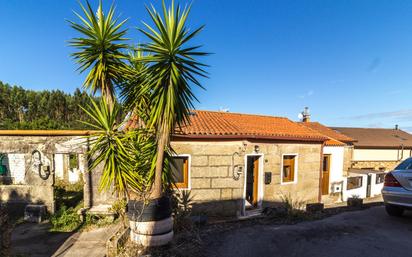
[1,0,412,130]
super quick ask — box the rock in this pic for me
[24,204,46,223]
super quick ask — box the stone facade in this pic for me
[172,140,322,216]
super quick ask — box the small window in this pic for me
[170,156,189,189]
[347,176,363,190]
[282,155,296,183]
[69,154,79,169]
[376,173,385,184]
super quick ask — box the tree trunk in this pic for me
[151,124,169,199]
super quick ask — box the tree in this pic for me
[68,0,129,109]
[137,0,208,198]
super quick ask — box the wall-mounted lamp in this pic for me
[233,165,243,181]
[254,145,260,153]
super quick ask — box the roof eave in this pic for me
[172,134,327,143]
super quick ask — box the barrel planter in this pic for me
[127,196,173,247]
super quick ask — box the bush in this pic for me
[50,205,81,232]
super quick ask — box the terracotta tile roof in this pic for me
[324,138,345,147]
[300,122,355,143]
[174,111,327,142]
[128,110,327,142]
[332,127,412,149]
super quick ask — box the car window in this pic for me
[395,158,412,170]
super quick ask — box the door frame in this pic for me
[322,154,331,195]
[242,154,264,215]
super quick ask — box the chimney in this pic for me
[395,124,399,130]
[302,107,311,122]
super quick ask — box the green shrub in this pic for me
[50,205,81,232]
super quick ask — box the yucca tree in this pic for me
[80,98,140,197]
[68,0,128,109]
[138,0,208,198]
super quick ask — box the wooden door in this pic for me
[246,156,259,207]
[252,157,259,206]
[322,155,331,195]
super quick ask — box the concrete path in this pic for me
[11,223,73,257]
[205,206,412,257]
[11,223,119,257]
[52,225,119,257]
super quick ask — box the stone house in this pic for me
[161,110,328,216]
[332,126,412,171]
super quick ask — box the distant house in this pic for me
[332,126,412,171]
[299,112,355,203]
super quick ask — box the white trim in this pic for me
[242,153,264,216]
[171,154,191,190]
[280,153,299,185]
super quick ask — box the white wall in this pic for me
[4,154,26,184]
[54,154,65,179]
[323,146,345,190]
[353,149,412,161]
[370,173,385,197]
[342,174,368,201]
[68,168,80,183]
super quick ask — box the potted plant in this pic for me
[347,195,363,208]
[70,0,207,246]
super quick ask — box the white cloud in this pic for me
[298,90,314,99]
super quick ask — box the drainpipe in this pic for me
[397,145,404,161]
[51,154,56,214]
[318,142,325,203]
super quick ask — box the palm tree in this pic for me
[68,0,128,109]
[138,0,208,198]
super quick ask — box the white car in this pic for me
[382,157,412,216]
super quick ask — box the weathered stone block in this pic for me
[221,188,232,199]
[191,166,228,178]
[24,204,46,223]
[208,155,232,166]
[191,178,211,189]
[211,178,242,189]
[191,189,221,201]
[232,188,243,199]
[191,156,208,166]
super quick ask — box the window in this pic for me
[69,154,79,170]
[376,173,385,184]
[170,156,189,189]
[282,155,296,183]
[347,176,362,190]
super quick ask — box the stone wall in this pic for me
[0,135,95,214]
[261,143,321,205]
[172,140,322,216]
[343,145,354,175]
[172,141,244,216]
[351,160,399,171]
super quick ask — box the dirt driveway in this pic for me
[205,206,412,257]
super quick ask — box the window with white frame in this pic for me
[282,155,297,183]
[170,156,189,189]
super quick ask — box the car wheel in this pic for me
[385,204,404,216]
